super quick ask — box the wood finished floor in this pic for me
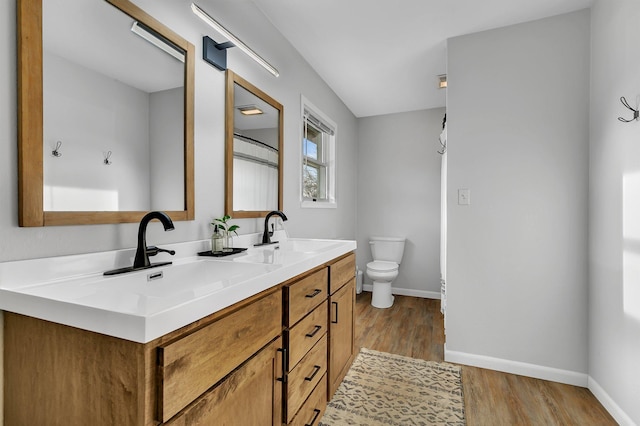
[354,292,617,426]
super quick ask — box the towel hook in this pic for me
[618,96,639,122]
[104,150,112,165]
[52,140,62,157]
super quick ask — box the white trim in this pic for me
[300,95,337,209]
[361,285,440,300]
[444,346,589,387]
[588,377,638,426]
[301,200,337,209]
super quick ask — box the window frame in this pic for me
[300,95,337,209]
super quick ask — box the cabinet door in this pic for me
[158,291,282,421]
[165,337,284,426]
[328,278,356,399]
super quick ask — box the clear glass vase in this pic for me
[222,231,233,252]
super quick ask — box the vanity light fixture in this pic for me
[131,21,185,62]
[238,105,264,116]
[191,3,280,77]
[438,74,447,89]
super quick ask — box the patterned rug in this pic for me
[320,348,465,425]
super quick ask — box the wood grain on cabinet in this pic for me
[158,290,282,422]
[329,252,355,294]
[164,337,283,426]
[286,335,328,423]
[4,312,147,425]
[284,268,328,326]
[328,278,356,399]
[288,375,327,426]
[286,300,328,370]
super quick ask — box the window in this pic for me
[301,96,336,208]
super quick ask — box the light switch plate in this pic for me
[458,189,470,205]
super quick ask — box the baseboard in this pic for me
[444,346,589,387]
[588,377,637,426]
[361,284,440,300]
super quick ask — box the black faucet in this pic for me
[104,211,175,276]
[261,210,288,245]
[133,211,175,268]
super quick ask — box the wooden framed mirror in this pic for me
[18,0,194,226]
[225,70,283,218]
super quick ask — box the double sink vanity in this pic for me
[1,233,357,425]
[10,0,354,423]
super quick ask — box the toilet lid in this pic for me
[367,261,398,272]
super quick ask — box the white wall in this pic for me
[445,10,591,384]
[357,108,444,298]
[589,0,640,424]
[0,0,359,420]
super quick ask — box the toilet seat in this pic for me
[366,261,398,273]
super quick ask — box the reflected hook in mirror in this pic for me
[17,0,195,226]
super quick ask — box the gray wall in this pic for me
[0,0,359,418]
[589,0,640,423]
[445,10,590,381]
[150,87,185,211]
[356,108,445,297]
[44,51,151,211]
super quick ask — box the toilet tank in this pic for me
[369,236,406,264]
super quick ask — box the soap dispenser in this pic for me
[211,225,223,253]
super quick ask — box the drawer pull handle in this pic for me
[305,325,322,338]
[305,365,322,381]
[305,288,322,298]
[331,301,338,324]
[305,409,321,426]
[277,348,288,382]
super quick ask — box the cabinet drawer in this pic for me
[158,291,282,422]
[286,335,327,423]
[287,301,328,370]
[165,337,283,426]
[329,253,355,294]
[288,374,327,426]
[285,268,328,327]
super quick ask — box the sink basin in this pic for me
[17,260,275,315]
[0,236,357,342]
[276,239,343,254]
[233,239,343,265]
[233,248,309,265]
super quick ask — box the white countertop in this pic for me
[0,233,356,343]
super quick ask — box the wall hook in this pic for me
[618,96,639,122]
[52,140,62,157]
[104,151,112,165]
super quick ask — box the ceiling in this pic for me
[250,0,594,118]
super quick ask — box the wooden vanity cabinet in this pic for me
[282,252,357,424]
[328,253,356,399]
[282,267,329,424]
[3,288,283,426]
[3,251,356,426]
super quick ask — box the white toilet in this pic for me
[366,236,406,309]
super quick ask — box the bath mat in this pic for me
[320,348,465,425]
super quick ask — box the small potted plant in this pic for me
[211,215,240,252]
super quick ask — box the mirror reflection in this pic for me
[43,0,185,211]
[18,0,194,226]
[226,70,283,218]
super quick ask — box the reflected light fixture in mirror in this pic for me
[225,70,283,218]
[17,0,195,226]
[130,21,185,63]
[191,3,280,77]
[238,105,264,116]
